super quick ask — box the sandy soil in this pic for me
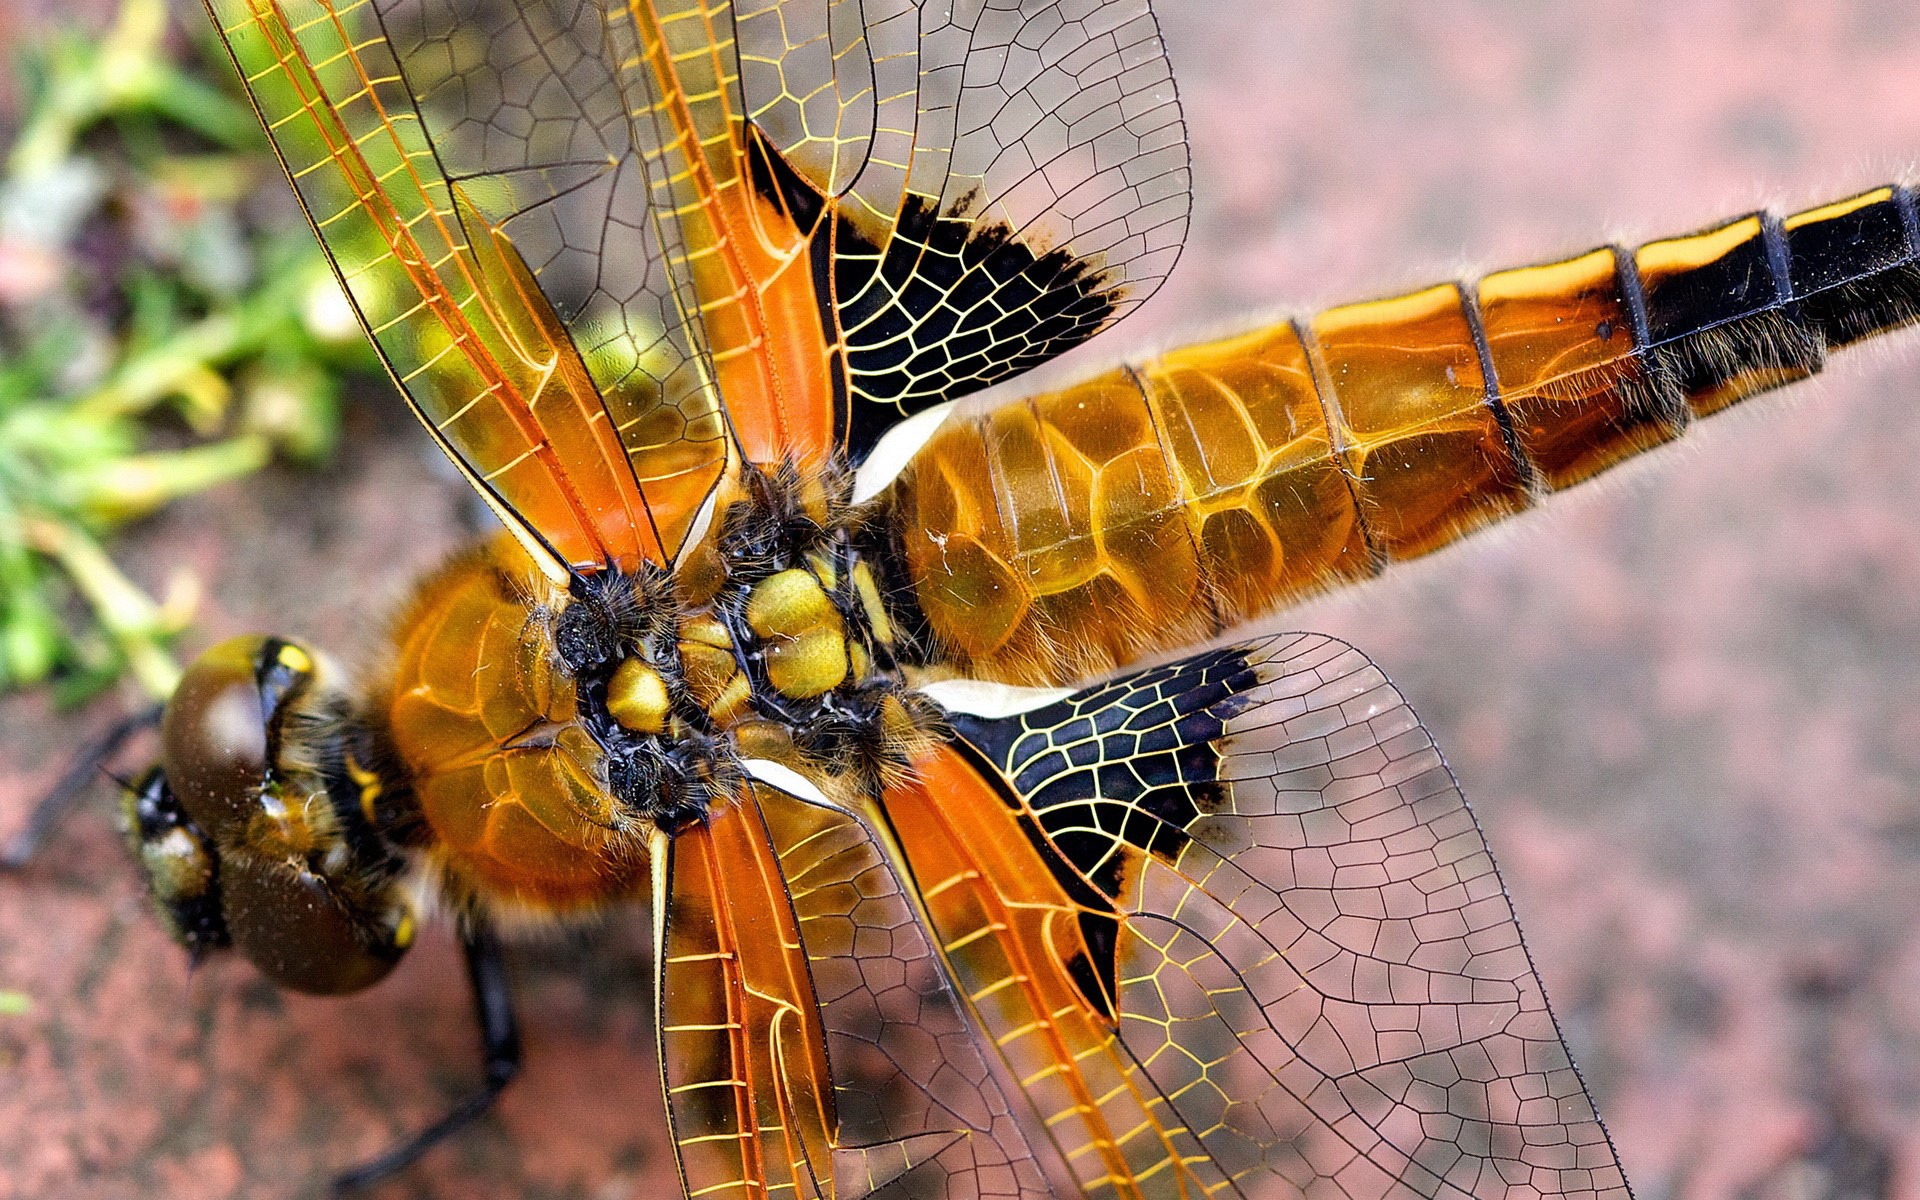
[4,3,1920,1198]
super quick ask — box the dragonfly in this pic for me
[4,1,1917,1197]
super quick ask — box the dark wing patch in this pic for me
[836,194,1129,460]
[926,633,1630,1200]
[949,646,1255,889]
[731,0,1192,461]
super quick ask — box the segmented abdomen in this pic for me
[886,187,1920,684]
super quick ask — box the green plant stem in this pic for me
[8,0,260,181]
[22,514,182,698]
[75,266,314,423]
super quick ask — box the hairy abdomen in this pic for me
[887,187,1920,684]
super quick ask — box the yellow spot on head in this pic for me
[346,753,384,823]
[276,643,314,675]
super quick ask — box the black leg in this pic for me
[1,704,162,870]
[330,919,522,1196]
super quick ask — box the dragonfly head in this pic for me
[125,635,415,995]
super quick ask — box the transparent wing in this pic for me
[388,0,740,554]
[876,746,1235,1196]
[733,0,1192,457]
[210,0,1191,539]
[655,779,1051,1199]
[207,0,731,569]
[620,0,1194,460]
[885,634,1629,1199]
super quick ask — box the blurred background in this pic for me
[3,1,1920,1197]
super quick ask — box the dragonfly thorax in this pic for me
[545,463,943,834]
[372,467,943,916]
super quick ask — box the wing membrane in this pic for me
[212,0,1191,520]
[391,0,739,553]
[617,0,1194,460]
[207,0,731,569]
[656,780,1051,1199]
[889,635,1629,1199]
[734,0,1192,457]
[878,749,1234,1199]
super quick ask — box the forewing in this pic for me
[212,0,1190,521]
[893,635,1629,1200]
[732,0,1193,458]
[206,0,728,570]
[655,780,1050,1199]
[387,0,739,554]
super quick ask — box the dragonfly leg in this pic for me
[330,918,522,1196]
[0,703,162,869]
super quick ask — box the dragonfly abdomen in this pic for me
[886,186,1920,684]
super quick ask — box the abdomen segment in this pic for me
[884,186,1920,684]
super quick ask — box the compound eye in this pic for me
[220,858,414,995]
[161,636,272,839]
[161,636,316,839]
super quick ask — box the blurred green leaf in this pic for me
[0,0,378,702]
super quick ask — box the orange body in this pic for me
[179,0,1920,1193]
[885,191,1910,684]
[383,539,648,913]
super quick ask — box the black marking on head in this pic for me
[251,637,315,791]
[314,713,417,876]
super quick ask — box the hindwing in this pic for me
[883,635,1630,1200]
[655,775,1052,1199]
[206,0,1192,577]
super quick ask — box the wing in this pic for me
[654,776,1051,1199]
[207,0,735,573]
[882,635,1629,1200]
[729,0,1192,459]
[210,0,1191,533]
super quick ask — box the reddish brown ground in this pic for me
[5,3,1920,1198]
